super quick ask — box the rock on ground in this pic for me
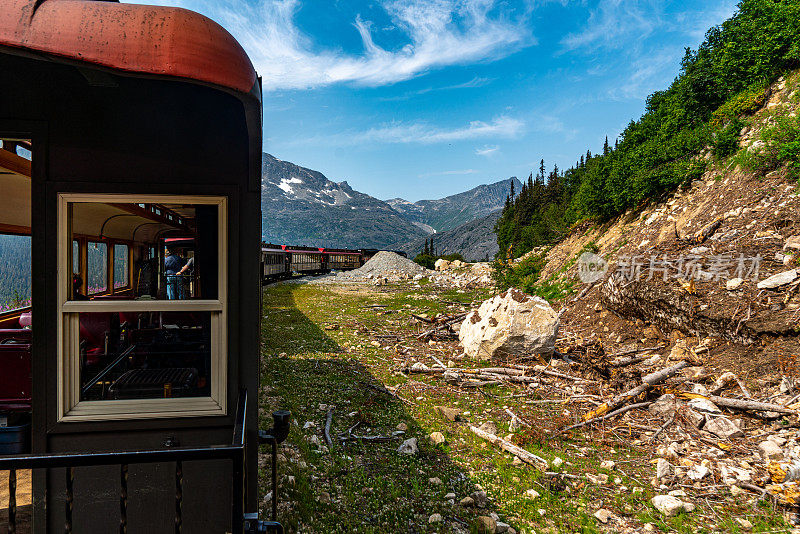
[757,269,798,289]
[459,288,559,360]
[651,495,693,517]
[475,516,497,533]
[397,438,418,455]
[704,416,744,440]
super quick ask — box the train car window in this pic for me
[87,242,108,295]
[0,234,31,313]
[113,244,129,290]
[77,311,212,402]
[58,195,227,421]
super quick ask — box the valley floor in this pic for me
[258,280,792,533]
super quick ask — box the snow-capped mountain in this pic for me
[261,153,427,249]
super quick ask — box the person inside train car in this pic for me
[177,255,194,299]
[164,247,186,300]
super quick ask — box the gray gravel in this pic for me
[337,251,431,281]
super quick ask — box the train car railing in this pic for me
[0,390,289,534]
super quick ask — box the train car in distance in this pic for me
[260,243,402,283]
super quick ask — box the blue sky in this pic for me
[144,0,737,201]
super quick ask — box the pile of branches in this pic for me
[402,338,797,437]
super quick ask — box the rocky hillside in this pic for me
[525,71,800,387]
[398,210,502,261]
[387,177,520,233]
[261,153,427,248]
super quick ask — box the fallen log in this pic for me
[692,217,722,244]
[710,396,796,415]
[469,425,548,467]
[582,361,689,421]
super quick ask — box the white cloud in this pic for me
[292,115,524,146]
[610,48,679,100]
[475,145,499,156]
[560,0,659,52]
[174,0,531,90]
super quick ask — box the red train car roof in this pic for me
[0,0,258,94]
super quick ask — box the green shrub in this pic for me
[413,253,435,270]
[492,253,546,292]
[712,117,745,159]
[710,81,768,128]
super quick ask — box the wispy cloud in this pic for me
[183,0,531,90]
[378,76,494,101]
[610,48,679,100]
[289,115,524,146]
[560,0,660,52]
[418,169,480,177]
[475,145,499,156]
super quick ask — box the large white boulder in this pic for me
[434,258,451,271]
[459,289,559,360]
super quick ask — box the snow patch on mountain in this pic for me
[277,177,302,194]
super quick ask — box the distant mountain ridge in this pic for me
[261,153,426,249]
[260,153,516,253]
[398,210,502,262]
[386,177,521,233]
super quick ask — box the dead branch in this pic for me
[709,395,796,415]
[582,361,689,421]
[649,412,676,443]
[692,217,722,244]
[608,355,652,368]
[556,402,652,436]
[504,407,532,428]
[324,408,334,447]
[469,425,548,467]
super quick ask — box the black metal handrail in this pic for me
[0,390,289,533]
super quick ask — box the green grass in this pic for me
[259,281,792,533]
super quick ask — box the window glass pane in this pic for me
[78,311,212,401]
[87,242,107,295]
[72,240,79,275]
[114,244,128,289]
[68,202,218,300]
[0,234,31,313]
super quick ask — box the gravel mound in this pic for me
[338,251,431,281]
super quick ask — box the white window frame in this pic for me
[57,193,228,422]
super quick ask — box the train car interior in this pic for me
[66,198,222,407]
[0,139,32,439]
[0,141,226,431]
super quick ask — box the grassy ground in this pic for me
[258,280,791,533]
